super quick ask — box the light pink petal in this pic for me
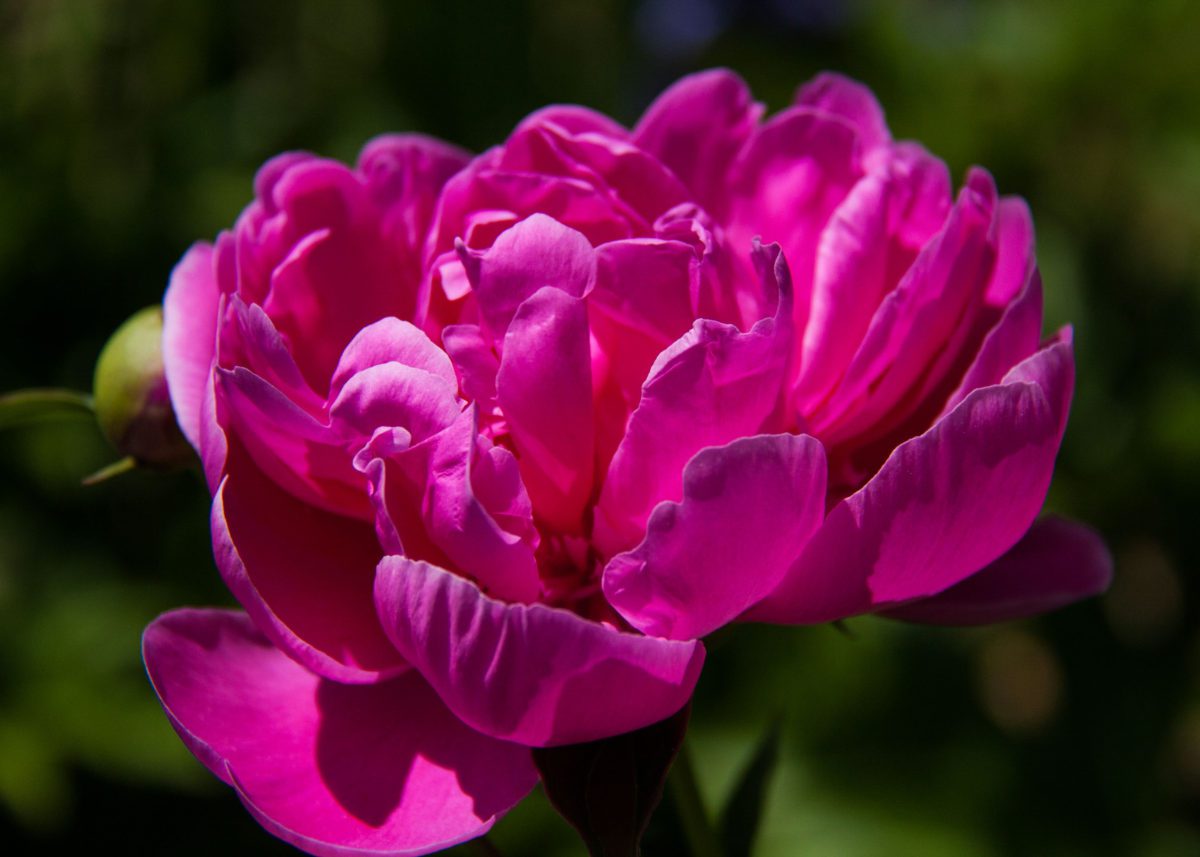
[496,286,595,534]
[632,68,764,215]
[603,433,827,640]
[750,335,1075,624]
[214,444,404,683]
[880,517,1113,625]
[162,242,219,451]
[593,242,793,556]
[374,558,704,747]
[462,213,596,337]
[442,324,500,400]
[143,609,535,857]
[795,72,891,153]
[329,318,457,398]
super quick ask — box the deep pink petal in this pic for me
[328,318,458,399]
[214,444,404,683]
[633,68,763,215]
[795,72,891,153]
[328,363,461,446]
[726,106,862,334]
[442,324,500,401]
[593,242,793,556]
[880,516,1113,625]
[143,609,535,857]
[162,242,219,451]
[750,335,1075,623]
[463,213,596,337]
[358,410,541,604]
[514,104,630,139]
[603,433,827,640]
[496,286,595,534]
[374,558,704,747]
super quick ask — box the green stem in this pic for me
[669,742,722,857]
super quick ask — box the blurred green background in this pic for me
[0,0,1196,854]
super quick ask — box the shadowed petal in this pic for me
[374,557,705,747]
[795,72,891,153]
[143,608,536,857]
[214,443,404,684]
[881,516,1113,624]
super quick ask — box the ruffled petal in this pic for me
[213,444,404,683]
[603,433,826,640]
[750,334,1075,623]
[162,242,219,451]
[328,318,458,398]
[143,609,536,857]
[374,558,704,747]
[880,516,1113,624]
[593,242,793,555]
[633,68,763,215]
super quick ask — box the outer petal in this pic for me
[374,557,705,747]
[603,433,827,640]
[593,242,792,555]
[496,286,595,534]
[214,444,405,684]
[881,516,1113,625]
[143,609,536,857]
[633,68,764,215]
[163,242,219,450]
[750,334,1075,623]
[795,72,891,154]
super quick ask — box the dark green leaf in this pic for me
[533,703,691,857]
[717,719,782,857]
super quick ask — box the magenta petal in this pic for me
[880,517,1113,625]
[329,318,458,398]
[143,609,535,857]
[593,242,793,555]
[633,68,763,215]
[795,72,891,153]
[329,363,461,446]
[752,336,1075,623]
[603,433,827,640]
[442,324,500,401]
[163,242,219,450]
[214,446,404,683]
[496,286,595,534]
[374,557,704,747]
[465,214,597,336]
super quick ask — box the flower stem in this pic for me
[669,742,722,857]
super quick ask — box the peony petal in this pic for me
[496,286,595,534]
[880,516,1113,625]
[795,72,891,153]
[143,609,536,857]
[329,318,458,399]
[633,68,764,215]
[328,363,462,446]
[726,106,862,334]
[750,335,1076,624]
[593,242,793,556]
[463,213,596,337]
[163,242,219,451]
[214,443,404,683]
[374,557,705,747]
[442,324,500,401]
[603,433,827,640]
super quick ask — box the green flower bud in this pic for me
[93,306,195,469]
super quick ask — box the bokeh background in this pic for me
[1,1,1197,854]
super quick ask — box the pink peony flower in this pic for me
[143,70,1112,857]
